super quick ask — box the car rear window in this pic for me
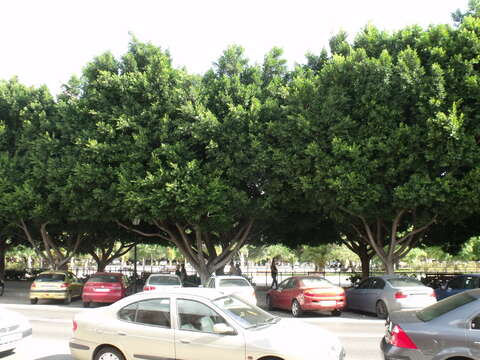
[149,276,181,285]
[300,277,332,287]
[417,292,477,322]
[219,279,250,287]
[36,274,66,282]
[87,275,121,283]
[387,278,424,287]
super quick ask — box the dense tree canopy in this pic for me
[1,4,480,279]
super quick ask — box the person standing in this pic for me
[270,258,278,289]
[180,263,187,281]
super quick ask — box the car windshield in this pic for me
[417,292,477,322]
[149,275,181,285]
[213,295,279,329]
[300,277,332,287]
[219,279,250,287]
[387,278,424,287]
[88,275,120,283]
[36,274,66,282]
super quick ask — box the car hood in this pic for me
[244,318,343,359]
[0,308,31,330]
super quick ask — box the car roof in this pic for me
[131,287,224,300]
[212,275,247,280]
[375,275,420,280]
[148,273,180,277]
[90,272,123,276]
[38,270,70,275]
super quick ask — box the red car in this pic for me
[81,272,128,307]
[266,276,345,317]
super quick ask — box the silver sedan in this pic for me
[70,288,345,360]
[346,275,436,319]
[382,289,480,359]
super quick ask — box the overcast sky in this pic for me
[0,0,469,95]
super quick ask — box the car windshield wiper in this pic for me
[246,317,281,329]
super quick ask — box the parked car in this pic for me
[29,270,83,304]
[434,274,480,300]
[70,288,345,360]
[204,275,257,305]
[266,276,345,317]
[346,275,436,319]
[0,307,32,356]
[382,289,480,359]
[81,272,129,307]
[143,273,183,291]
[0,279,4,296]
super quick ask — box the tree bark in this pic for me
[118,218,254,284]
[0,241,6,281]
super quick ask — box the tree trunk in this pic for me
[359,251,371,279]
[0,242,6,281]
[384,261,395,275]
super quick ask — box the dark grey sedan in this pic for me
[382,289,480,360]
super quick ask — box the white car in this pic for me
[70,288,345,360]
[143,273,183,291]
[0,307,32,355]
[205,275,257,305]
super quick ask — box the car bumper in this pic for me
[381,337,424,360]
[0,328,32,353]
[82,292,123,303]
[301,298,345,311]
[389,298,436,312]
[30,290,69,300]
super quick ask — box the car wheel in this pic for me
[266,295,274,311]
[95,346,126,360]
[291,299,303,317]
[64,292,72,305]
[376,300,388,319]
[30,298,38,305]
[83,301,90,308]
[331,309,341,317]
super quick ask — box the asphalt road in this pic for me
[0,281,385,360]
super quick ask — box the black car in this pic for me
[0,279,4,296]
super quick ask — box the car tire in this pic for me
[95,346,126,360]
[83,301,90,308]
[331,309,342,317]
[30,298,38,305]
[291,299,303,317]
[376,300,388,319]
[266,295,274,311]
[64,292,72,305]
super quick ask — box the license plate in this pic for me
[0,333,22,345]
[94,288,110,292]
[320,301,336,306]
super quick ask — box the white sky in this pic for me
[0,0,469,95]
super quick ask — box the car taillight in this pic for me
[389,325,417,349]
[72,320,78,332]
[30,283,36,289]
[429,290,436,297]
[394,291,408,299]
[60,283,69,288]
[143,285,154,291]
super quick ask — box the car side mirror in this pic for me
[213,323,235,335]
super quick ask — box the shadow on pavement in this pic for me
[36,355,71,360]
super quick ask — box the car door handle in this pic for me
[117,331,127,336]
[180,339,191,344]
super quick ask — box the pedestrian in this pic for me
[229,260,236,275]
[175,264,181,278]
[270,257,278,289]
[235,262,242,276]
[180,263,187,281]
